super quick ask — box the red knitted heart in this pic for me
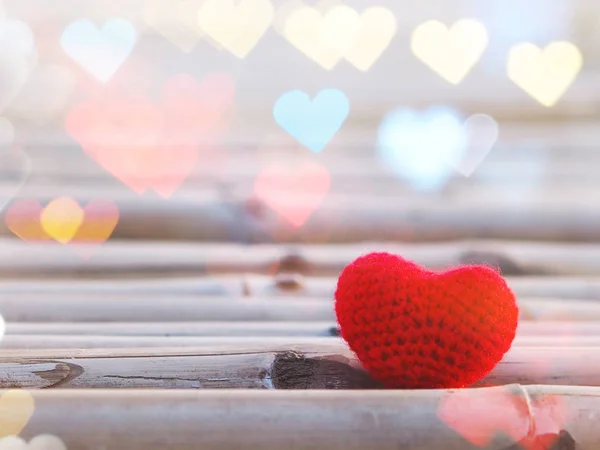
[334,252,519,388]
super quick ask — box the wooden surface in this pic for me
[1,343,599,389]
[6,195,600,243]
[4,333,600,348]
[6,270,600,299]
[7,239,600,277]
[0,238,598,449]
[0,293,599,322]
[5,385,595,449]
[1,5,599,446]
[4,320,599,337]
[7,123,600,244]
[2,121,600,448]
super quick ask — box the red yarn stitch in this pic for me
[334,252,519,389]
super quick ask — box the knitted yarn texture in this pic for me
[334,252,519,389]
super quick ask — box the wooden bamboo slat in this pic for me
[5,238,600,277]
[15,119,600,152]
[3,194,600,242]
[5,385,596,449]
[8,158,600,188]
[5,147,600,178]
[0,295,336,322]
[7,165,600,199]
[2,334,600,349]
[3,274,600,300]
[4,321,339,337]
[0,293,597,322]
[2,34,600,448]
[0,344,598,389]
[4,321,598,338]
[2,121,600,447]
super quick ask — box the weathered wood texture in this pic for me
[0,344,598,389]
[0,293,596,322]
[6,239,600,277]
[4,321,339,337]
[1,122,598,447]
[3,274,600,300]
[4,321,598,337]
[1,60,599,449]
[7,385,596,449]
[4,195,600,242]
[8,132,600,244]
[1,334,599,349]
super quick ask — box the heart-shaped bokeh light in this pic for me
[411,19,488,84]
[449,114,499,177]
[66,73,235,197]
[273,88,349,153]
[507,41,582,107]
[378,106,466,191]
[253,162,330,228]
[0,18,37,112]
[61,18,137,83]
[197,0,274,59]
[143,0,206,53]
[281,2,396,72]
[0,434,67,450]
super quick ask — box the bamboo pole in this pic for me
[10,137,600,176]
[3,275,600,300]
[4,321,598,338]
[2,385,596,449]
[0,296,336,322]
[0,345,599,389]
[5,321,339,337]
[5,171,600,206]
[4,239,600,277]
[7,133,600,186]
[1,334,600,349]
[9,154,600,180]
[518,299,600,321]
[0,293,596,322]
[3,193,600,242]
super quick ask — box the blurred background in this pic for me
[0,0,598,247]
[0,4,599,446]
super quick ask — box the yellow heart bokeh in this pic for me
[143,0,205,53]
[507,41,582,107]
[0,390,35,438]
[283,5,396,71]
[40,197,85,245]
[283,6,343,70]
[198,0,274,59]
[343,7,396,72]
[411,19,488,84]
[272,0,342,35]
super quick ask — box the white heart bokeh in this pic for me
[378,106,466,191]
[450,114,499,177]
[60,18,137,83]
[272,0,343,35]
[0,19,37,113]
[378,107,499,189]
[0,435,67,450]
